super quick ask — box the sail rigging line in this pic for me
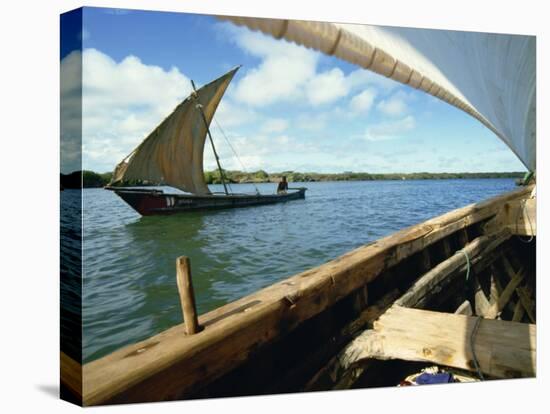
[191,79,230,196]
[213,117,261,195]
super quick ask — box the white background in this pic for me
[0,0,547,412]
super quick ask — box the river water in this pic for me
[69,178,516,362]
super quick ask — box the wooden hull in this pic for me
[110,187,307,216]
[69,185,536,406]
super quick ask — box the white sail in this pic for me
[111,67,239,194]
[220,17,535,171]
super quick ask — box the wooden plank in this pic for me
[483,197,536,237]
[307,232,509,390]
[516,286,536,323]
[474,284,491,316]
[301,289,400,392]
[61,352,82,403]
[395,230,510,308]
[457,229,469,247]
[82,185,532,405]
[352,306,536,379]
[510,224,536,236]
[485,267,525,319]
[501,256,518,280]
[176,256,201,335]
[306,232,510,390]
[420,248,432,272]
[512,301,525,322]
[489,266,519,317]
[488,271,501,304]
[455,300,473,316]
[485,198,536,237]
[441,238,452,259]
[507,198,536,236]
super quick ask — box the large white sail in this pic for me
[221,17,535,171]
[111,67,239,194]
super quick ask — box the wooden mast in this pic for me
[191,79,229,195]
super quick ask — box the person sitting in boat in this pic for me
[277,176,288,194]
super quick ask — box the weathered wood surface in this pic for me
[474,281,491,316]
[516,287,536,323]
[441,238,452,259]
[485,267,525,319]
[509,198,536,236]
[307,231,509,390]
[395,230,510,308]
[176,256,201,335]
[502,255,535,322]
[484,197,536,236]
[512,300,526,322]
[61,352,82,402]
[457,229,469,247]
[302,289,400,391]
[346,306,536,379]
[82,185,532,405]
[455,300,473,316]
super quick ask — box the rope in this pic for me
[470,316,485,380]
[458,249,471,282]
[213,117,260,194]
[458,248,473,323]
[458,248,484,380]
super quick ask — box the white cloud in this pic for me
[346,69,399,92]
[261,118,289,133]
[67,32,432,175]
[214,100,258,128]
[83,48,191,113]
[306,68,349,105]
[63,48,195,172]
[64,47,298,174]
[376,89,416,117]
[295,106,346,131]
[350,88,377,114]
[224,25,399,108]
[229,29,318,106]
[60,50,82,173]
[296,112,328,132]
[365,115,416,141]
[377,95,408,117]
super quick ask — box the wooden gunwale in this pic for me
[82,185,533,405]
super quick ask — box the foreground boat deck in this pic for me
[61,185,536,405]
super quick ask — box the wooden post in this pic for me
[441,238,452,259]
[420,248,432,272]
[457,229,469,248]
[176,256,201,335]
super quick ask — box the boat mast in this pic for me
[191,79,229,196]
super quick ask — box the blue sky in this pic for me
[61,7,526,174]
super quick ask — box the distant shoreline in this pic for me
[61,170,526,189]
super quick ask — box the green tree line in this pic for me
[74,169,525,188]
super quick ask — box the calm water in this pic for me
[77,179,516,362]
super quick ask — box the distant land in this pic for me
[60,170,526,189]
